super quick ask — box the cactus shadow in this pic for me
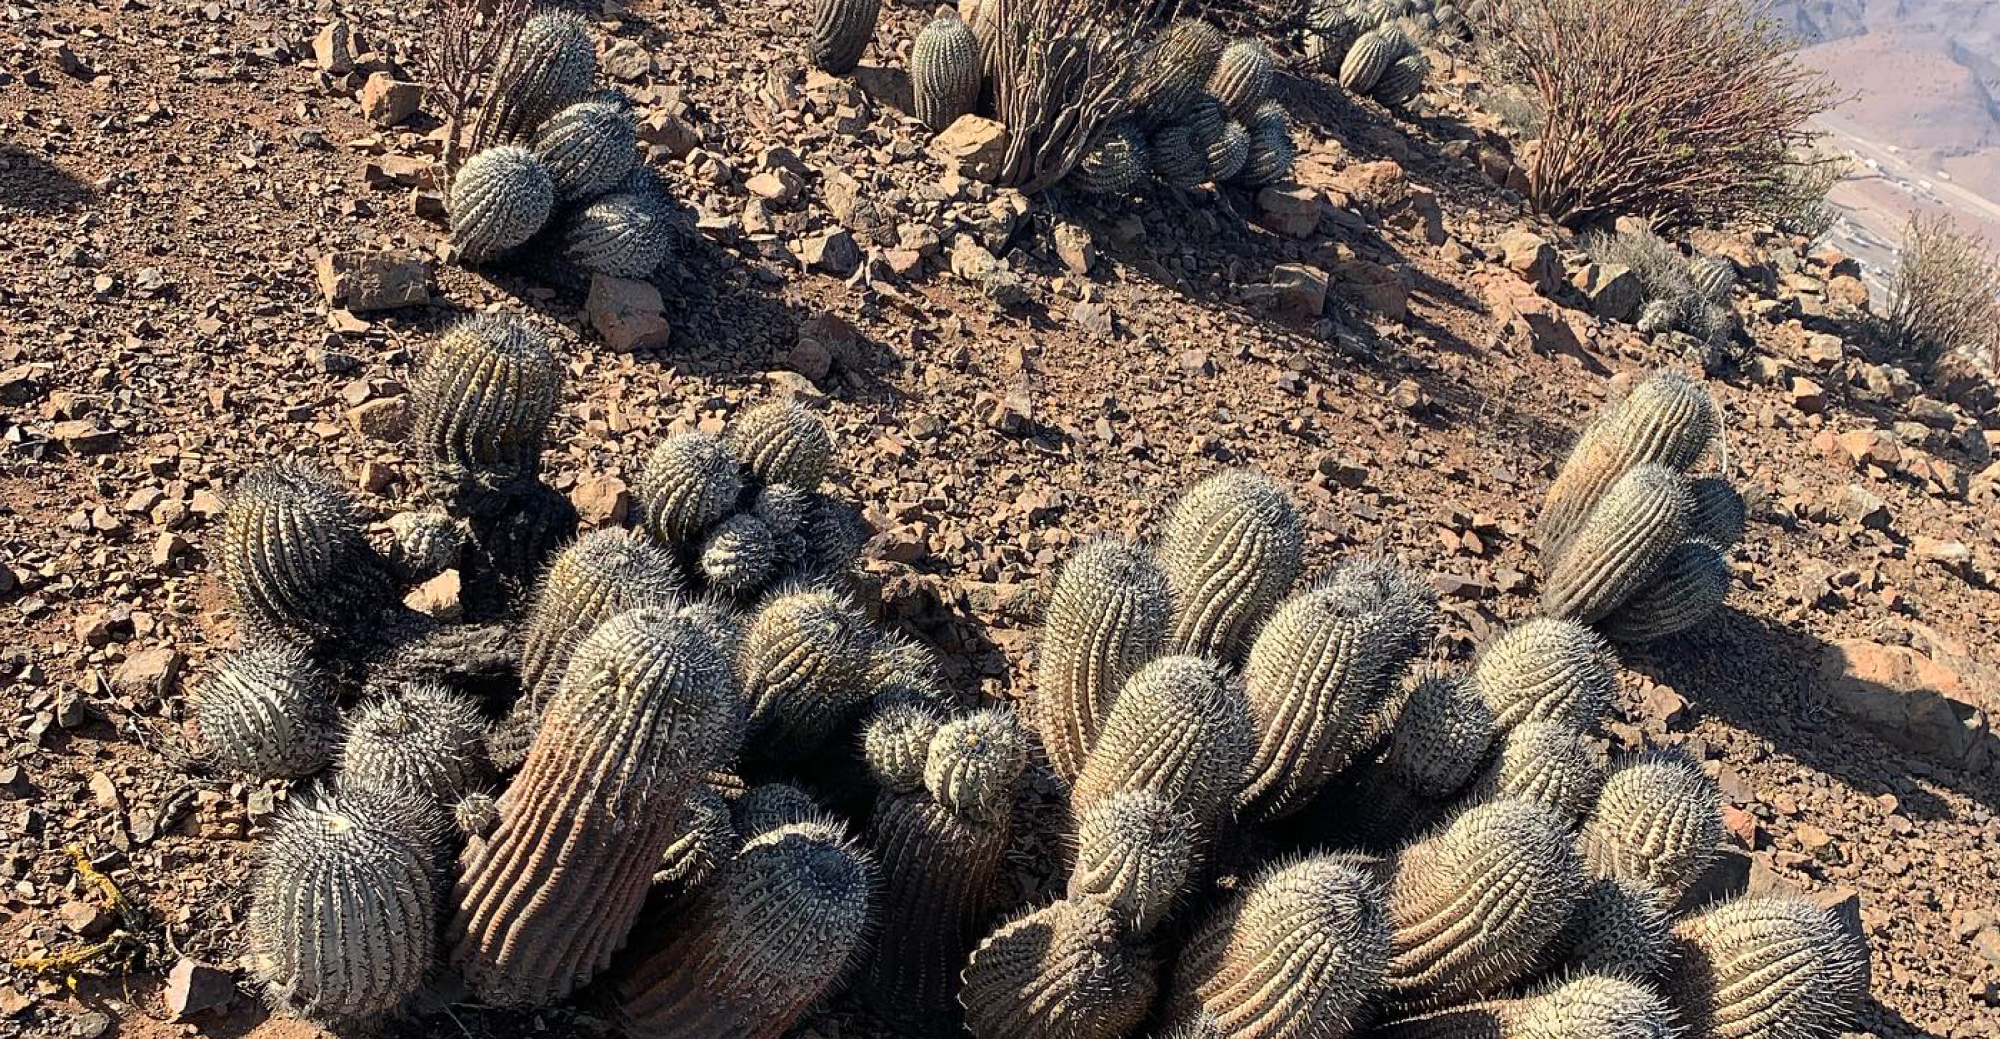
[0,144,95,214]
[1621,605,1998,822]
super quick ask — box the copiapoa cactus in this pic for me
[733,781,824,837]
[1380,671,1495,799]
[863,700,946,793]
[1069,121,1149,195]
[1068,790,1195,935]
[409,313,561,498]
[1581,748,1724,899]
[1539,463,1692,625]
[194,641,338,779]
[1471,618,1616,732]
[221,462,400,646]
[1539,370,1717,554]
[960,897,1159,1039]
[340,684,491,807]
[1151,125,1214,189]
[637,431,745,548]
[1375,973,1676,1039]
[478,11,597,147]
[1234,103,1296,186]
[1664,896,1869,1039]
[530,100,638,203]
[1072,655,1254,838]
[386,510,465,584]
[1540,875,1673,981]
[727,400,833,490]
[1132,18,1227,127]
[1374,53,1428,106]
[565,188,674,278]
[699,513,780,595]
[1598,537,1730,643]
[516,528,684,720]
[1208,40,1275,120]
[1339,25,1404,93]
[1464,719,1607,824]
[449,146,555,262]
[655,783,739,892]
[912,12,982,131]
[810,0,881,74]
[741,588,877,755]
[1031,539,1173,785]
[1207,121,1251,183]
[617,819,877,1039]
[1159,470,1303,662]
[924,708,1030,822]
[1685,476,1747,549]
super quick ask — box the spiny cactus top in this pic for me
[449,609,742,1005]
[410,313,561,490]
[1208,40,1275,120]
[1132,18,1227,127]
[1470,618,1615,732]
[1468,720,1607,823]
[810,0,881,75]
[247,784,443,1023]
[1068,790,1194,935]
[1381,671,1494,798]
[864,700,945,793]
[1543,874,1673,982]
[222,462,397,645]
[1324,555,1441,681]
[480,11,597,147]
[1032,539,1173,786]
[519,528,685,710]
[1539,371,1717,553]
[637,431,745,547]
[339,684,491,808]
[1581,748,1723,899]
[727,400,834,490]
[530,99,639,203]
[617,820,877,1039]
[450,145,556,262]
[1685,476,1747,550]
[741,587,877,753]
[1688,254,1736,302]
[657,782,738,892]
[925,708,1029,824]
[1373,52,1429,106]
[1665,896,1869,1039]
[1539,463,1692,625]
[195,640,338,779]
[911,12,982,132]
[1070,121,1149,196]
[959,897,1160,1039]
[1386,798,1585,1008]
[698,512,779,595]
[1072,654,1254,837]
[1375,973,1676,1039]
[1235,105,1297,187]
[1159,470,1304,662]
[565,187,675,278]
[734,781,824,837]
[1169,852,1390,1039]
[1598,537,1731,644]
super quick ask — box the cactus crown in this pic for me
[1032,537,1173,785]
[1068,790,1195,934]
[638,431,745,548]
[411,313,561,483]
[1159,469,1304,662]
[1582,747,1724,898]
[1667,896,1869,1039]
[1382,670,1495,798]
[530,99,638,203]
[864,700,947,794]
[1471,618,1615,732]
[925,708,1030,822]
[734,782,826,837]
[450,146,556,261]
[339,684,492,807]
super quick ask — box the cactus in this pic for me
[195,641,338,779]
[1235,585,1396,822]
[960,898,1159,1039]
[782,490,871,585]
[222,463,400,646]
[1686,476,1747,549]
[1235,105,1297,186]
[1581,749,1723,899]
[1132,18,1227,127]
[864,700,946,792]
[1380,672,1495,799]
[741,588,877,754]
[734,781,823,836]
[1070,121,1148,195]
[1168,853,1390,1039]
[1375,974,1676,1039]
[1159,470,1303,661]
[1471,619,1616,731]
[1374,53,1428,106]
[1384,799,1585,1008]
[637,431,745,548]
[454,791,499,838]
[1324,555,1441,684]
[810,0,881,74]
[1068,791,1195,934]
[1540,875,1673,981]
[1539,371,1717,553]
[617,820,877,1039]
[530,100,638,203]
[340,684,491,807]
[925,708,1030,822]
[1636,299,1678,335]
[698,513,779,595]
[386,510,466,584]
[1073,655,1254,837]
[478,12,596,147]
[1339,26,1404,93]
[410,314,561,496]
[1031,540,1173,786]
[1207,121,1251,183]
[566,188,674,277]
[448,609,741,1005]
[518,528,684,717]
[912,13,981,131]
[1208,40,1275,119]
[751,483,812,535]
[1539,463,1691,624]
[1664,898,1871,1039]
[1151,125,1213,188]
[1465,720,1607,823]
[1598,538,1730,643]
[247,785,442,1022]
[1689,254,1736,302]
[727,400,834,490]
[450,146,555,261]
[656,783,738,891]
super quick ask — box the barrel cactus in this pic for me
[727,400,833,490]
[1465,720,1607,823]
[530,100,638,203]
[1581,748,1724,899]
[960,898,1159,1039]
[409,313,561,495]
[863,700,946,793]
[1207,121,1252,183]
[1664,896,1869,1039]
[1374,53,1428,106]
[1598,538,1731,643]
[1471,618,1616,732]
[1208,40,1275,119]
[1031,539,1173,785]
[1072,655,1254,838]
[386,510,465,584]
[1234,103,1297,186]
[698,513,779,595]
[912,13,981,131]
[565,188,674,278]
[1375,973,1676,1039]
[810,0,881,74]
[339,684,491,807]
[194,641,338,779]
[1541,875,1674,981]
[925,708,1030,822]
[1067,790,1195,934]
[1069,121,1149,196]
[449,145,555,261]
[1539,463,1692,625]
[1379,671,1495,799]
[479,11,596,146]
[1685,476,1747,549]
[656,783,738,892]
[1339,25,1404,94]
[1132,18,1227,127]
[1689,254,1736,301]
[1159,470,1303,662]
[637,431,745,548]
[1151,125,1214,189]
[222,462,398,645]
[1539,371,1717,554]
[516,528,684,720]
[741,588,877,754]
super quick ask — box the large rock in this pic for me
[316,250,432,311]
[1499,229,1561,295]
[931,115,1010,182]
[1819,639,1995,773]
[359,73,422,126]
[1335,258,1410,322]
[1574,262,1641,323]
[585,275,672,352]
[1256,185,1326,239]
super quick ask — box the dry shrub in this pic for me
[1887,214,2000,376]
[421,0,533,185]
[981,0,1161,192]
[1484,0,1838,229]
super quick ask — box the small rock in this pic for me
[60,900,112,937]
[164,958,234,1020]
[1053,223,1096,276]
[1834,428,1901,475]
[111,647,183,701]
[1255,184,1325,239]
[931,115,1010,182]
[745,169,802,204]
[312,20,352,73]
[1335,259,1410,322]
[1804,333,1844,369]
[347,397,412,442]
[570,475,631,528]
[71,1011,111,1039]
[1839,484,1891,531]
[1787,376,1825,415]
[601,39,655,82]
[315,250,432,311]
[1268,263,1329,322]
[584,275,672,353]
[1498,229,1560,294]
[0,985,30,1018]
[800,228,861,276]
[1912,535,1972,568]
[1576,263,1642,323]
[405,569,463,622]
[1819,639,1994,772]
[358,73,422,127]
[51,420,118,454]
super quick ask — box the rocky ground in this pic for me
[2,0,1998,1037]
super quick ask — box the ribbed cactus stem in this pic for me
[924,709,1029,823]
[637,431,745,548]
[1580,749,1724,899]
[565,188,675,278]
[1471,619,1616,732]
[655,783,739,893]
[1685,476,1747,549]
[449,146,555,261]
[1072,655,1253,839]
[810,0,881,74]
[741,588,877,754]
[194,641,338,779]
[1539,370,1717,553]
[1339,25,1404,93]
[1208,40,1276,119]
[912,13,982,131]
[1540,463,1692,624]
[1032,539,1173,786]
[221,463,398,645]
[517,528,685,721]
[1540,875,1673,981]
[477,12,596,147]
[530,100,638,203]
[1381,671,1495,799]
[339,684,491,807]
[1465,720,1607,823]
[410,313,561,496]
[698,513,779,595]
[734,782,824,837]
[960,898,1159,1039]
[1069,121,1148,196]
[1159,470,1303,662]
[1133,18,1227,127]
[1375,974,1676,1039]
[1067,790,1195,935]
[727,400,834,490]
[1664,896,1870,1039]
[1598,538,1730,643]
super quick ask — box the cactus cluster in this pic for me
[1310,4,1431,107]
[1587,229,1740,366]
[1536,371,1739,641]
[449,13,675,287]
[1123,27,1294,193]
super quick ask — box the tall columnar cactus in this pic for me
[479,12,597,147]
[1380,672,1495,799]
[1132,18,1227,127]
[1167,853,1390,1039]
[960,898,1159,1039]
[1208,40,1275,119]
[1581,749,1724,899]
[194,641,338,779]
[1471,619,1616,732]
[222,463,400,646]
[565,188,674,278]
[449,146,556,261]
[448,609,741,1005]
[1070,121,1149,195]
[1384,799,1585,1008]
[1235,585,1395,822]
[810,0,881,74]
[1375,973,1676,1039]
[340,685,491,806]
[516,528,684,721]
[1664,896,1869,1039]
[741,588,877,754]
[637,431,745,548]
[1539,463,1692,624]
[1685,476,1747,549]
[1032,539,1173,785]
[1465,720,1607,823]
[727,400,834,490]
[1538,371,1717,553]
[1159,470,1303,662]
[1073,655,1254,838]
[529,100,638,203]
[617,820,877,1039]
[247,785,442,1023]
[1599,538,1730,643]
[859,710,1027,1028]
[1540,875,1673,981]
[1373,53,1428,106]
[912,12,981,131]
[1338,25,1404,93]
[1068,791,1195,934]
[410,313,561,494]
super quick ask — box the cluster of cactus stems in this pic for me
[1307,0,1436,107]
[448,13,676,284]
[1536,371,1741,642]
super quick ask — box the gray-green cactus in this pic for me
[637,431,745,548]
[1664,896,1870,1039]
[656,783,739,892]
[1159,470,1303,662]
[1539,371,1717,553]
[1207,121,1252,183]
[1031,539,1173,785]
[912,13,981,131]
[1339,25,1406,93]
[1072,655,1254,838]
[195,641,337,779]
[1151,125,1213,188]
[727,400,833,490]
[1069,121,1149,196]
[1540,463,1692,625]
[450,146,555,261]
[863,700,947,793]
[810,0,881,74]
[1067,790,1195,935]
[1375,973,1676,1039]
[566,188,674,278]
[1685,476,1747,549]
[1234,103,1297,186]
[530,100,638,203]
[1464,720,1607,824]
[1470,619,1616,732]
[221,463,399,646]
[517,528,684,720]
[960,898,1160,1039]
[340,684,491,807]
[410,313,561,494]
[479,12,597,147]
[924,708,1029,823]
[1374,53,1428,106]
[1581,749,1724,899]
[1132,18,1227,127]
[1380,671,1495,799]
[698,513,779,595]
[1208,40,1275,119]
[1540,875,1674,981]
[740,588,876,754]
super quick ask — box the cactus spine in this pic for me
[1072,655,1254,838]
[960,898,1159,1039]
[1070,121,1149,195]
[1068,791,1195,934]
[1151,125,1214,188]
[339,685,491,807]
[1539,463,1691,624]
[655,783,738,892]
[1339,26,1402,93]
[221,463,398,645]
[1665,896,1869,1039]
[565,189,674,278]
[1598,538,1730,643]
[698,513,779,595]
[478,12,597,147]
[410,314,561,492]
[727,400,834,490]
[863,700,946,793]
[517,528,684,720]
[1133,18,1227,127]
[1235,104,1296,186]
[1471,619,1616,732]
[1581,749,1724,899]
[1542,875,1673,981]
[1539,371,1717,553]
[912,13,982,131]
[1375,974,1676,1039]
[450,146,556,261]
[1686,476,1747,549]
[1159,470,1303,662]
[1374,53,1428,106]
[810,0,881,74]
[1465,720,1607,823]
[195,641,338,779]
[1032,539,1173,785]
[529,100,638,203]
[1380,672,1495,799]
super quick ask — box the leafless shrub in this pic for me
[981,0,1163,193]
[1764,153,1850,246]
[421,0,533,186]
[1887,214,2000,376]
[1483,0,1839,229]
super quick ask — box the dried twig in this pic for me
[421,0,534,190]
[982,0,1167,193]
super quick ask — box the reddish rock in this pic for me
[585,275,672,353]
